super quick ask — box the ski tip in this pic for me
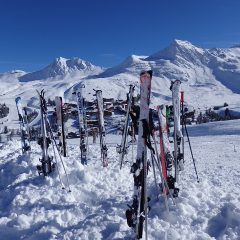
[15,96,21,102]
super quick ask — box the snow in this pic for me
[0,39,240,239]
[0,120,240,239]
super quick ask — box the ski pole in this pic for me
[181,91,184,163]
[45,116,72,192]
[184,122,200,183]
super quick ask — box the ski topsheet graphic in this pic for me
[15,96,31,153]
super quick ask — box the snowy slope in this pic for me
[0,120,240,239]
[0,71,24,96]
[207,46,240,93]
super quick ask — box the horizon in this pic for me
[0,0,240,73]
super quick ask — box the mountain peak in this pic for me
[50,57,97,74]
[98,54,149,78]
[147,39,205,63]
[19,57,103,82]
[173,39,193,45]
[54,57,68,65]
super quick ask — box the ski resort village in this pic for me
[0,39,240,240]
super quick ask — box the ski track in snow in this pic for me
[0,121,240,240]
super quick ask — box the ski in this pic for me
[82,97,89,156]
[126,70,152,240]
[117,84,135,169]
[15,97,31,153]
[95,89,108,167]
[157,106,169,192]
[55,96,67,157]
[73,83,88,165]
[36,90,55,176]
[171,80,184,183]
[44,115,72,192]
[156,105,181,199]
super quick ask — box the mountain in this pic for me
[1,39,240,132]
[0,71,25,96]
[97,39,240,95]
[207,47,240,93]
[19,57,103,82]
[147,39,206,64]
[97,55,149,77]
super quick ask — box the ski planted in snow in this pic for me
[157,105,168,190]
[157,105,180,198]
[55,96,67,157]
[126,70,153,239]
[171,80,184,183]
[95,89,108,167]
[73,83,88,165]
[36,90,55,176]
[15,97,31,153]
[117,84,135,169]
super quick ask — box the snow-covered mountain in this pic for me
[19,57,104,82]
[0,71,25,96]
[97,54,150,77]
[1,39,240,130]
[98,39,240,93]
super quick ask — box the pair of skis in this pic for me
[117,84,135,169]
[155,80,183,199]
[171,80,184,183]
[15,97,31,154]
[36,90,55,176]
[73,83,88,165]
[94,89,108,167]
[55,96,67,157]
[36,90,71,191]
[74,85,107,167]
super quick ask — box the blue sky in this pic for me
[0,0,239,73]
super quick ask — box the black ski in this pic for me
[36,90,55,176]
[15,97,31,153]
[55,96,67,157]
[117,84,135,169]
